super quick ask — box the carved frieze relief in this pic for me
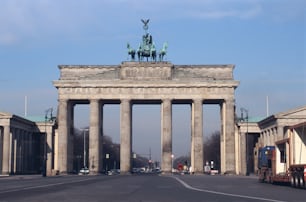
[59,86,234,98]
[121,66,172,80]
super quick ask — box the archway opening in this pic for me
[132,104,161,172]
[172,104,191,171]
[103,104,120,172]
[203,104,221,172]
[73,104,89,173]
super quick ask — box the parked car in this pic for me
[79,167,89,175]
[107,169,120,175]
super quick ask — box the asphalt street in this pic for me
[0,174,304,202]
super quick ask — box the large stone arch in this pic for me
[53,62,239,174]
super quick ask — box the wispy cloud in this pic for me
[0,0,102,45]
[0,0,304,45]
[184,5,262,19]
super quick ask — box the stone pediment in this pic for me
[258,105,306,129]
[0,112,12,118]
[275,105,306,119]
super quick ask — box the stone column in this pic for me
[120,99,132,174]
[13,129,18,174]
[2,125,10,175]
[263,132,267,146]
[272,128,276,145]
[240,131,247,175]
[261,131,266,147]
[220,102,226,174]
[46,125,53,176]
[99,103,104,173]
[67,102,74,173]
[54,129,59,172]
[220,99,236,174]
[89,99,101,174]
[57,99,68,174]
[191,99,203,174]
[277,126,282,141]
[161,99,172,174]
[271,128,277,145]
[0,128,2,172]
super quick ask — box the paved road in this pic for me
[0,174,304,202]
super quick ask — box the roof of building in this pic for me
[238,116,265,123]
[259,105,306,125]
[22,116,46,123]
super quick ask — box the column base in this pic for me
[191,171,204,175]
[89,171,101,175]
[161,171,173,175]
[59,171,69,175]
[223,170,236,175]
[120,171,131,175]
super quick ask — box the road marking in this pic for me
[173,176,288,202]
[0,178,93,194]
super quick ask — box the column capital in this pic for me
[224,98,235,104]
[58,98,69,102]
[192,99,203,103]
[120,99,131,104]
[90,99,100,103]
[162,98,172,103]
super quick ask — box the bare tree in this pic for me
[204,131,220,170]
[73,128,149,172]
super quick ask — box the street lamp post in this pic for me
[105,153,109,172]
[241,107,249,176]
[43,107,53,177]
[132,153,137,172]
[171,154,174,174]
[82,128,89,169]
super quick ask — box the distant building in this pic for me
[0,112,56,176]
[236,105,306,175]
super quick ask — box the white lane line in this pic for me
[0,178,93,194]
[173,176,287,202]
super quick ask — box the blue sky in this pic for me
[0,0,305,160]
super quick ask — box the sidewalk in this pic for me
[0,174,45,180]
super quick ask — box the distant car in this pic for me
[79,167,89,175]
[107,169,120,175]
[152,168,161,173]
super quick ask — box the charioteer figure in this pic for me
[127,19,167,62]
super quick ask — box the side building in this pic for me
[0,112,56,176]
[236,105,306,176]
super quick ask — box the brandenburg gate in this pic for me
[53,20,239,175]
[53,62,239,174]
